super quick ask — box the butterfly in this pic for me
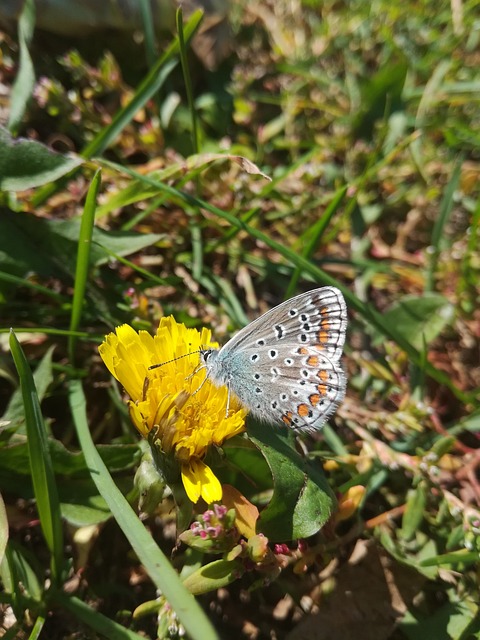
[199,286,347,432]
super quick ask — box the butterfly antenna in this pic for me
[149,349,201,371]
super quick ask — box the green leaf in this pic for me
[182,559,244,596]
[60,489,111,527]
[9,331,64,583]
[0,126,83,191]
[399,592,478,640]
[69,170,101,362]
[248,421,336,541]
[353,54,408,139]
[0,210,161,281]
[3,540,44,607]
[381,293,454,351]
[7,0,36,133]
[401,482,428,541]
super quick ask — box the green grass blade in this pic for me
[82,57,177,160]
[425,156,463,292]
[68,379,219,640]
[286,185,348,298]
[9,330,64,583]
[68,170,101,363]
[26,616,45,640]
[7,0,35,133]
[0,271,66,303]
[52,592,146,640]
[139,0,157,68]
[177,7,201,154]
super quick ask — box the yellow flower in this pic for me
[99,317,247,503]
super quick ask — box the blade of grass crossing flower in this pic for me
[68,380,219,640]
[9,331,64,584]
[285,185,347,298]
[68,170,101,363]
[31,10,204,207]
[52,592,147,640]
[425,156,463,292]
[98,160,469,402]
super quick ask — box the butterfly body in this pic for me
[201,286,347,432]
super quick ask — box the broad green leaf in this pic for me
[381,293,454,351]
[3,540,44,605]
[0,210,161,281]
[0,126,83,191]
[60,491,111,527]
[248,421,336,541]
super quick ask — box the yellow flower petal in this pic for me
[181,459,223,504]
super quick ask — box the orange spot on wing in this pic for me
[317,329,329,342]
[297,403,310,417]
[297,347,308,355]
[318,369,328,382]
[307,355,319,366]
[309,394,321,406]
[282,411,293,426]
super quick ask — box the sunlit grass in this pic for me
[1,0,479,638]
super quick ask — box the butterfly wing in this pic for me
[238,343,346,432]
[218,286,347,363]
[209,287,347,432]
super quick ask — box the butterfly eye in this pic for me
[201,349,213,363]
